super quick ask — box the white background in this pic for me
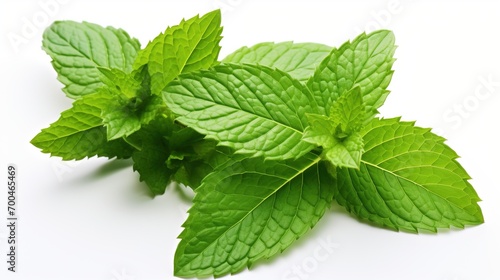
[1,0,500,279]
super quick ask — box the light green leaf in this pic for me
[174,152,333,277]
[329,86,365,134]
[97,67,141,99]
[334,117,483,232]
[307,30,396,117]
[163,64,318,160]
[134,10,223,94]
[303,114,363,169]
[30,93,134,160]
[302,87,365,168]
[222,42,331,82]
[322,133,363,169]
[101,88,165,140]
[42,21,140,98]
[96,67,167,140]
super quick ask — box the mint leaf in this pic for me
[130,117,175,195]
[163,64,318,160]
[178,158,233,190]
[166,129,225,190]
[31,93,134,160]
[334,117,483,232]
[134,10,222,94]
[101,91,165,140]
[129,118,228,193]
[329,86,365,133]
[174,153,333,277]
[303,114,363,169]
[303,87,365,168]
[223,42,331,82]
[97,67,167,140]
[43,21,140,98]
[170,141,231,190]
[98,67,142,99]
[307,30,396,117]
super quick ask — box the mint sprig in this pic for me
[31,9,483,278]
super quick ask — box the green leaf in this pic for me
[303,113,363,169]
[329,86,365,134]
[129,118,229,192]
[130,117,175,195]
[98,67,141,99]
[174,152,333,277]
[222,42,331,82]
[303,87,365,168]
[97,67,167,140]
[101,90,165,140]
[42,21,140,98]
[30,93,134,160]
[334,117,483,232]
[307,30,396,117]
[134,10,223,94]
[166,128,215,189]
[163,64,318,160]
[171,141,232,190]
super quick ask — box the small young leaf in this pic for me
[134,10,223,94]
[174,152,332,277]
[97,68,167,140]
[101,90,165,140]
[129,117,175,195]
[42,21,140,98]
[329,86,365,133]
[164,128,219,189]
[128,118,228,193]
[223,42,331,82]
[30,93,134,160]
[97,67,142,99]
[303,87,365,168]
[171,140,231,190]
[334,117,484,232]
[163,64,318,160]
[307,30,396,117]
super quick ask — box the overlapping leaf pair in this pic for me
[31,9,483,278]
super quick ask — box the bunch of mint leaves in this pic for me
[31,9,483,278]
